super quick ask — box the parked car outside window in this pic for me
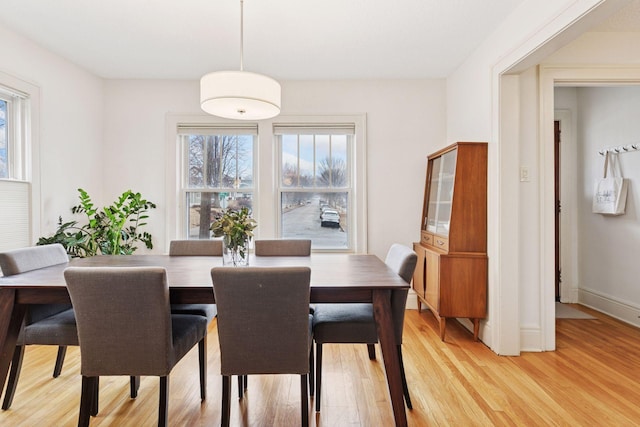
[320,209,341,228]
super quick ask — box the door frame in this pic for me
[540,65,640,350]
[554,109,579,304]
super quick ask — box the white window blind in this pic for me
[273,123,355,135]
[177,123,258,136]
[0,180,30,252]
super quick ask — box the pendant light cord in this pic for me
[239,0,244,72]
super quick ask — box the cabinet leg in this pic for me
[439,318,446,341]
[473,319,480,341]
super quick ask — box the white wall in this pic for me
[0,24,104,240]
[445,0,625,354]
[103,79,446,260]
[574,87,640,324]
[517,66,543,348]
[541,5,640,329]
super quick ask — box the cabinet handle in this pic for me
[436,240,445,246]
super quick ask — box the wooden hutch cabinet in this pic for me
[413,142,487,341]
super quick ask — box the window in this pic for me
[0,88,26,180]
[177,124,257,239]
[168,114,366,253]
[275,124,355,251]
[0,76,38,253]
[0,98,7,179]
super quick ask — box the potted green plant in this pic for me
[37,188,156,257]
[210,207,257,266]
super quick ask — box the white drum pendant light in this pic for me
[200,0,281,120]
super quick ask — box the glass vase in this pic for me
[222,236,250,266]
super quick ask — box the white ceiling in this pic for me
[0,0,530,80]
[593,0,640,31]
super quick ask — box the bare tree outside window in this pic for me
[184,133,254,239]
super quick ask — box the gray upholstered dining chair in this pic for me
[211,266,312,427]
[0,244,75,410]
[251,238,314,394]
[169,239,223,257]
[254,239,312,256]
[169,239,220,324]
[312,243,417,412]
[64,266,207,427]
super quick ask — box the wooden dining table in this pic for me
[0,253,410,426]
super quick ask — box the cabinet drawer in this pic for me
[421,231,433,246]
[432,236,449,251]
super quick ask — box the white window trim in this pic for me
[0,70,40,247]
[266,115,367,253]
[166,113,367,254]
[178,126,257,239]
[165,114,258,249]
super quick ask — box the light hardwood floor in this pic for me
[1,304,640,426]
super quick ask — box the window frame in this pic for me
[0,70,41,251]
[166,114,367,254]
[0,87,26,181]
[271,115,367,253]
[275,129,355,252]
[177,123,257,240]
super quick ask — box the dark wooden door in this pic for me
[554,120,561,301]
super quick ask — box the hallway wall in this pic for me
[556,86,640,326]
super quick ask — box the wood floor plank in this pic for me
[2,305,640,426]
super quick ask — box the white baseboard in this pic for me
[579,288,640,328]
[406,290,419,309]
[560,286,579,303]
[520,324,544,352]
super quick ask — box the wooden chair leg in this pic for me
[130,376,140,398]
[91,377,99,416]
[315,343,322,412]
[53,345,67,378]
[301,374,309,427]
[199,336,207,401]
[159,376,169,427]
[79,376,96,427]
[398,345,412,410]
[2,345,25,410]
[308,342,314,396]
[237,376,243,399]
[243,375,247,390]
[367,343,376,360]
[222,375,231,427]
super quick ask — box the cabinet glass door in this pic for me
[425,148,457,235]
[425,157,441,231]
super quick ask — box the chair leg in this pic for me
[397,345,412,410]
[237,376,243,399]
[2,345,25,410]
[79,376,97,427]
[91,377,99,416]
[243,375,247,390]
[308,342,314,396]
[222,375,231,427]
[199,336,207,401]
[301,374,309,427]
[367,343,376,360]
[159,376,169,427]
[130,376,140,398]
[315,343,322,412]
[53,345,67,378]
